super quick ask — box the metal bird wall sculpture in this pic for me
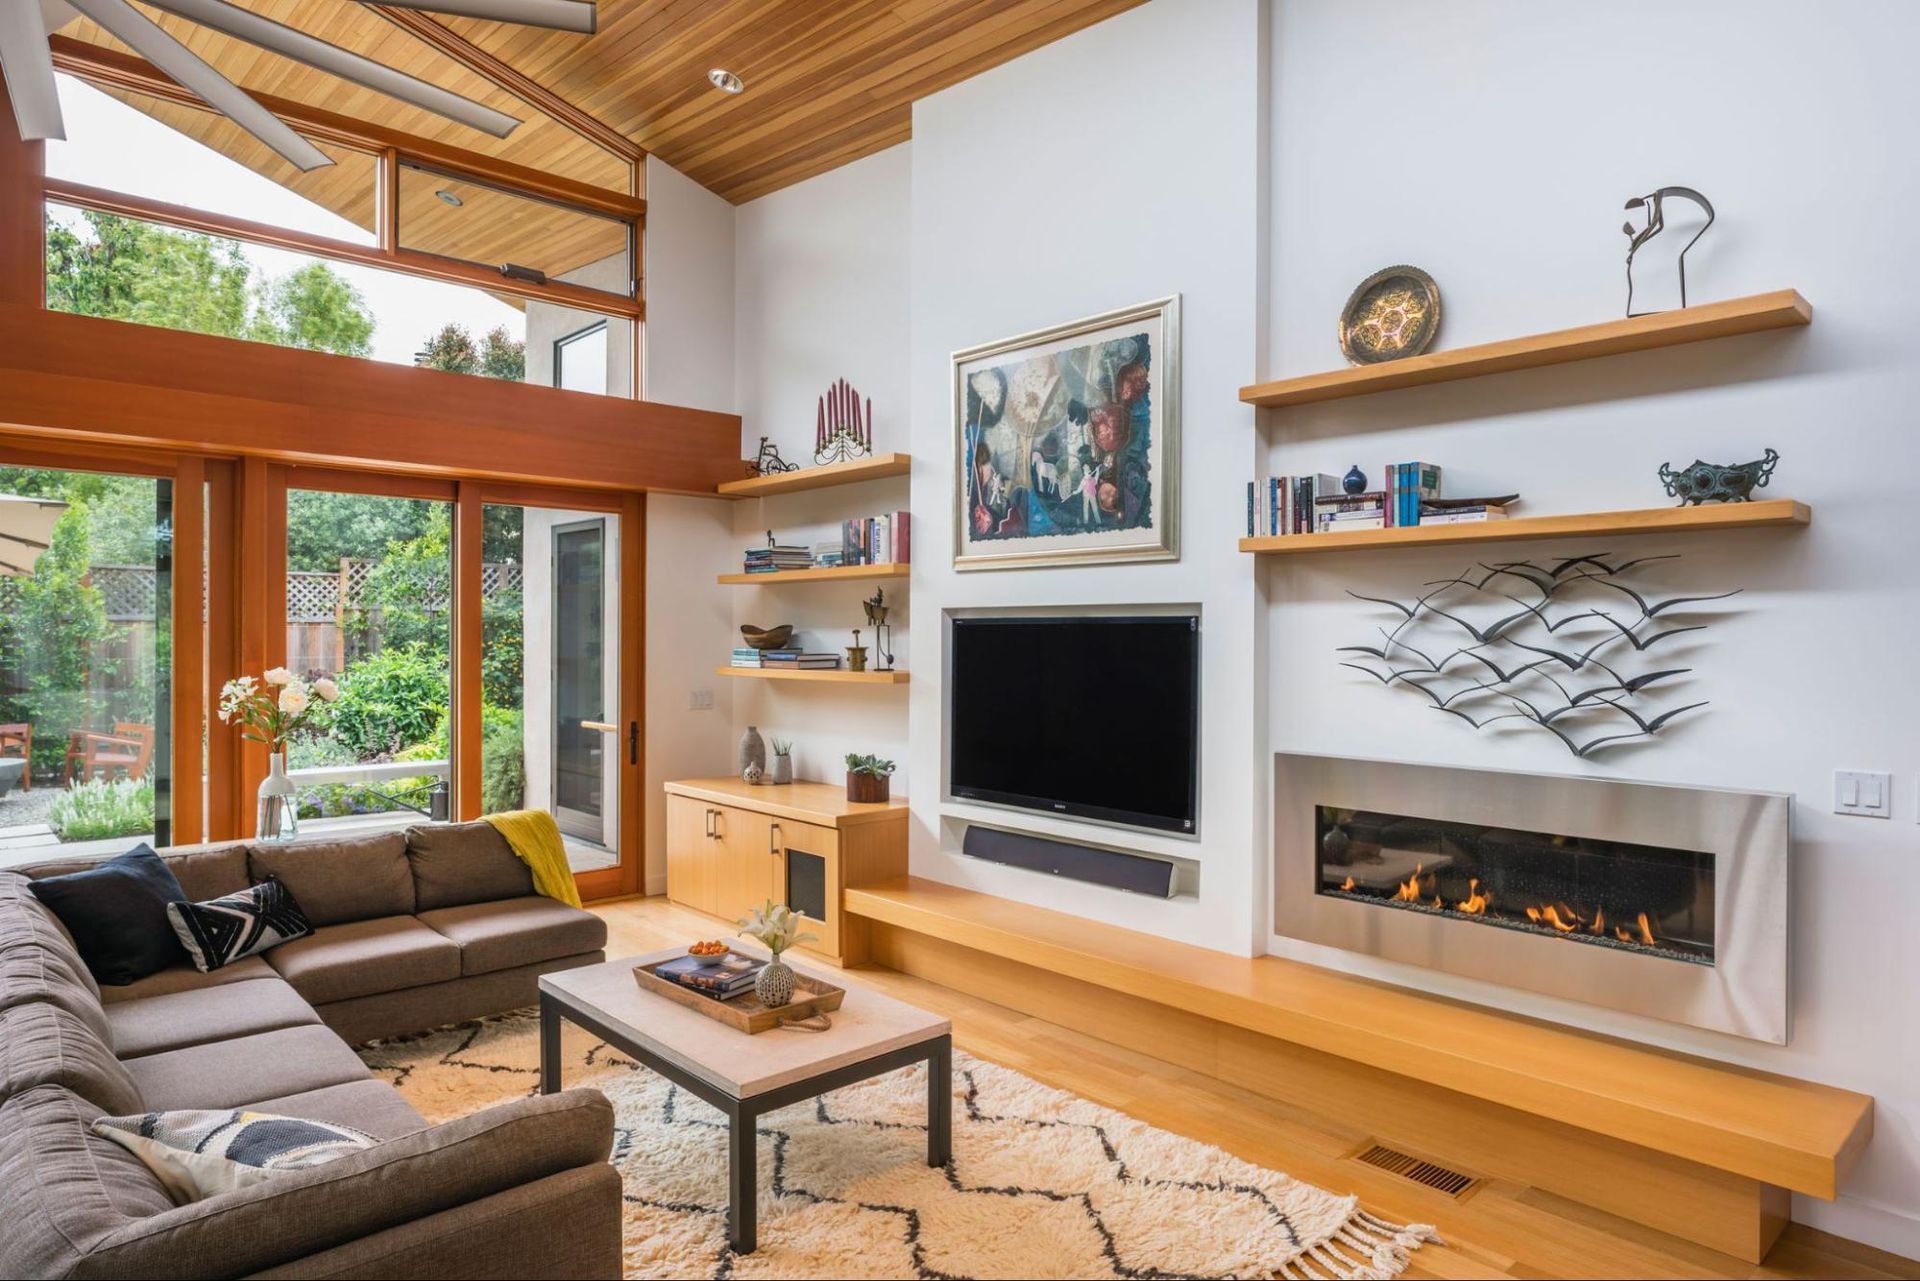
[1342,553,1739,757]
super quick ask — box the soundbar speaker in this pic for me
[960,825,1175,898]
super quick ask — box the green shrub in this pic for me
[329,644,447,759]
[49,776,154,841]
[480,707,524,815]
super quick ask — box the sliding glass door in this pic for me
[0,456,182,865]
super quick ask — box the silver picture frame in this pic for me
[952,295,1180,571]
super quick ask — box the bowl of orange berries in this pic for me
[687,939,729,957]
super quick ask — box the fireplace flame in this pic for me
[1341,875,1355,892]
[1455,878,1492,915]
[1393,864,1426,902]
[1525,903,1583,933]
[1614,911,1657,947]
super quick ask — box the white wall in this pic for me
[731,145,914,790]
[642,156,739,892]
[1264,0,1920,1252]
[906,0,1269,951]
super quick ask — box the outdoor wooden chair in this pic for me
[0,723,30,791]
[64,722,155,785]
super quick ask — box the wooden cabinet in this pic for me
[663,778,907,965]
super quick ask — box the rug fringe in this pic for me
[1275,1208,1439,1281]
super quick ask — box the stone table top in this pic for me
[539,950,950,1099]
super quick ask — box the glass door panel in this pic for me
[282,488,453,838]
[481,503,620,874]
[0,463,173,864]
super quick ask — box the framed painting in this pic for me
[952,295,1179,570]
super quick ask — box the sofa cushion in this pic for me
[248,1079,429,1142]
[0,932,113,1043]
[106,976,320,1059]
[0,1085,175,1280]
[266,915,462,1005]
[0,999,144,1114]
[249,831,414,927]
[96,954,278,1004]
[0,870,101,1001]
[124,1024,370,1112]
[406,820,535,911]
[26,845,190,985]
[19,841,251,904]
[418,897,608,977]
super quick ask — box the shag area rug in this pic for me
[359,1010,1433,1280]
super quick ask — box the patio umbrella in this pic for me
[0,493,68,577]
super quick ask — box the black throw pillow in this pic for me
[27,845,190,986]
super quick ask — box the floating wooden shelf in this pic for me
[717,452,911,498]
[1239,499,1808,556]
[717,562,910,586]
[716,666,910,685]
[1240,290,1812,409]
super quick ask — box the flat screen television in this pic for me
[948,615,1199,835]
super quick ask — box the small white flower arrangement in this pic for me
[219,669,339,749]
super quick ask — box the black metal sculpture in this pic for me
[1658,448,1779,505]
[746,436,800,477]
[1342,554,1738,757]
[1623,186,1714,316]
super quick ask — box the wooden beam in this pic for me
[368,6,645,171]
[48,35,646,222]
[0,304,741,494]
[44,177,642,319]
[0,81,45,307]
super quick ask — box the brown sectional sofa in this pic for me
[0,821,622,1280]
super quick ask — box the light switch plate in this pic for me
[1834,770,1892,819]
[688,688,714,711]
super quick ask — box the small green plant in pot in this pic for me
[845,752,896,803]
[738,900,818,1006]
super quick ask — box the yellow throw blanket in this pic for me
[483,810,583,909]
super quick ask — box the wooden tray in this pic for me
[633,958,845,1034]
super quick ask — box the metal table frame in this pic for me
[540,988,952,1254]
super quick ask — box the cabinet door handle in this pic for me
[704,808,715,839]
[769,822,781,856]
[711,809,723,841]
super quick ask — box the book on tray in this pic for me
[653,952,765,1000]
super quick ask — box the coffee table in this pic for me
[538,951,952,1254]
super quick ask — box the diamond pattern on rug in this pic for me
[358,1010,1433,1280]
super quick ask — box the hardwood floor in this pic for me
[590,895,1918,1281]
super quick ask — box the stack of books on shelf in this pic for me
[742,543,812,574]
[735,647,841,670]
[830,511,911,567]
[1247,463,1518,536]
[652,952,764,1001]
[811,541,846,569]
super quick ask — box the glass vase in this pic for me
[256,749,299,843]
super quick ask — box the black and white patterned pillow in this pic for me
[166,876,312,972]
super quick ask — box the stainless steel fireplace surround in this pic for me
[1273,753,1790,1043]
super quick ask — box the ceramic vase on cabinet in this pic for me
[738,726,767,783]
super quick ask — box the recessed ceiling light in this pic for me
[435,189,464,207]
[708,67,744,94]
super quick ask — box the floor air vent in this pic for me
[1353,1144,1479,1197]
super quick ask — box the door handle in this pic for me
[580,720,619,733]
[627,721,638,765]
[711,809,723,841]
[769,822,781,857]
[704,808,715,839]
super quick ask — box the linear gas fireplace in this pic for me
[1274,754,1789,1042]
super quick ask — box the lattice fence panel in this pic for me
[91,565,157,621]
[286,571,339,624]
[53,562,527,625]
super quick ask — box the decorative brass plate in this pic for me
[1338,266,1441,365]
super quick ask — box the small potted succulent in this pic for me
[844,753,895,803]
[737,900,818,1007]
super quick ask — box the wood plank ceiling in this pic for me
[53,0,1150,260]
